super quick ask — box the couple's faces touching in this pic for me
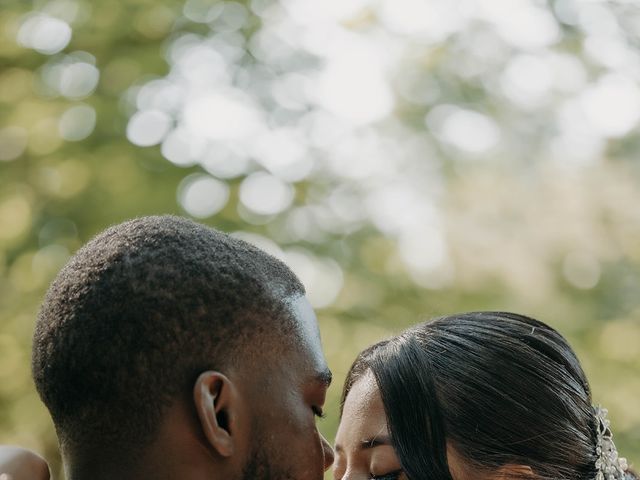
[194,295,530,480]
[207,296,466,480]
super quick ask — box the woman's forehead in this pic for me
[337,373,388,445]
[345,373,381,410]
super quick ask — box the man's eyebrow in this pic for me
[315,368,332,387]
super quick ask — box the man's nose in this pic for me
[321,434,335,471]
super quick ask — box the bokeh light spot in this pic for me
[0,195,32,243]
[563,251,601,290]
[183,0,225,23]
[126,110,173,147]
[17,13,72,55]
[316,41,393,125]
[183,93,262,141]
[58,104,96,141]
[284,248,344,308]
[427,106,500,154]
[0,127,28,162]
[58,61,100,99]
[580,74,640,138]
[178,174,230,218]
[239,172,294,216]
[161,128,205,167]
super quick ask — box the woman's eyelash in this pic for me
[312,406,326,419]
[371,470,402,480]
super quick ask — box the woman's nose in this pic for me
[335,468,371,480]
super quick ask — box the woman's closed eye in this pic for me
[371,469,403,480]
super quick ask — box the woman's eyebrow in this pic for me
[361,434,392,449]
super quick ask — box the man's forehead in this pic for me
[286,295,329,373]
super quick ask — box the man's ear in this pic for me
[194,371,240,458]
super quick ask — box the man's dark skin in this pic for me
[3,215,336,479]
[71,295,333,480]
[1,296,334,480]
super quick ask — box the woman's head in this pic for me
[334,312,633,480]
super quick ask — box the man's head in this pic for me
[32,216,333,479]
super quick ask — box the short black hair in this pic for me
[342,312,637,480]
[32,215,304,455]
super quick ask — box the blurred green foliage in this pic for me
[1,0,640,478]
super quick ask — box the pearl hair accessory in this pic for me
[594,406,628,480]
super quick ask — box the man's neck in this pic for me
[65,457,220,480]
[64,402,226,480]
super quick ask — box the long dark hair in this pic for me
[341,312,636,480]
